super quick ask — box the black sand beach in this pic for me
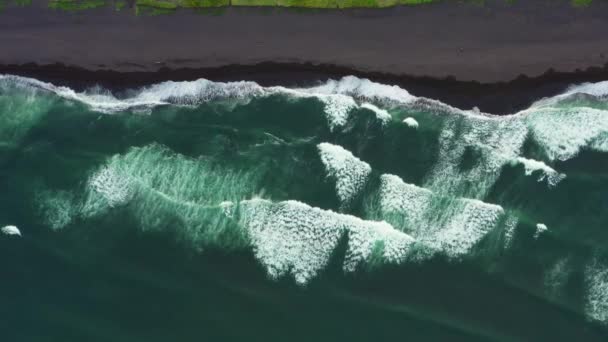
[1,1,608,82]
[2,1,608,112]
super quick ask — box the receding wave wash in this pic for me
[1,74,608,340]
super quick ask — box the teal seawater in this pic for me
[1,74,608,341]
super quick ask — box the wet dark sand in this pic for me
[1,1,608,113]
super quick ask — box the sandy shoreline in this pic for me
[3,61,608,114]
[1,1,608,113]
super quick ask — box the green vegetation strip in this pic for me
[48,0,106,10]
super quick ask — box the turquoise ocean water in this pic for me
[1,74,608,341]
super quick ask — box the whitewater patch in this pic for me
[402,117,419,129]
[544,257,572,299]
[34,138,533,285]
[88,165,135,208]
[315,140,511,259]
[522,80,608,161]
[534,223,548,239]
[316,94,358,131]
[344,219,415,272]
[1,225,21,237]
[502,215,519,249]
[318,143,372,209]
[0,74,271,113]
[391,82,608,198]
[377,174,434,229]
[88,144,262,206]
[375,173,505,259]
[511,157,566,187]
[234,199,414,284]
[360,102,392,124]
[36,190,79,230]
[0,74,167,112]
[429,199,504,258]
[300,75,416,104]
[0,80,53,146]
[4,73,608,163]
[525,106,608,161]
[554,80,608,100]
[425,113,528,199]
[236,198,347,285]
[36,143,419,284]
[0,74,401,132]
[585,261,608,324]
[35,143,266,238]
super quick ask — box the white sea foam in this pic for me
[376,173,504,259]
[49,145,259,247]
[425,114,528,198]
[1,74,164,112]
[523,80,608,160]
[401,81,608,197]
[502,215,519,249]
[1,225,21,236]
[377,174,433,228]
[511,157,566,187]
[219,201,235,218]
[590,133,608,153]
[544,257,571,299]
[238,198,341,285]
[344,219,415,272]
[318,143,372,209]
[360,102,392,124]
[318,98,397,131]
[0,74,401,131]
[529,81,608,109]
[585,261,608,324]
[402,117,419,129]
[88,164,134,208]
[8,74,608,266]
[0,77,54,146]
[316,94,358,131]
[428,199,504,258]
[534,223,548,239]
[526,106,608,161]
[79,163,135,219]
[560,80,608,98]
[37,190,79,230]
[139,79,265,105]
[300,75,416,104]
[4,73,607,165]
[388,80,608,193]
[1,75,270,113]
[318,143,505,259]
[66,145,417,284]
[238,199,414,285]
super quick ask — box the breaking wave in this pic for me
[2,73,608,328]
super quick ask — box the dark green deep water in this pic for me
[1,74,608,341]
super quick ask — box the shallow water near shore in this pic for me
[1,74,608,341]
